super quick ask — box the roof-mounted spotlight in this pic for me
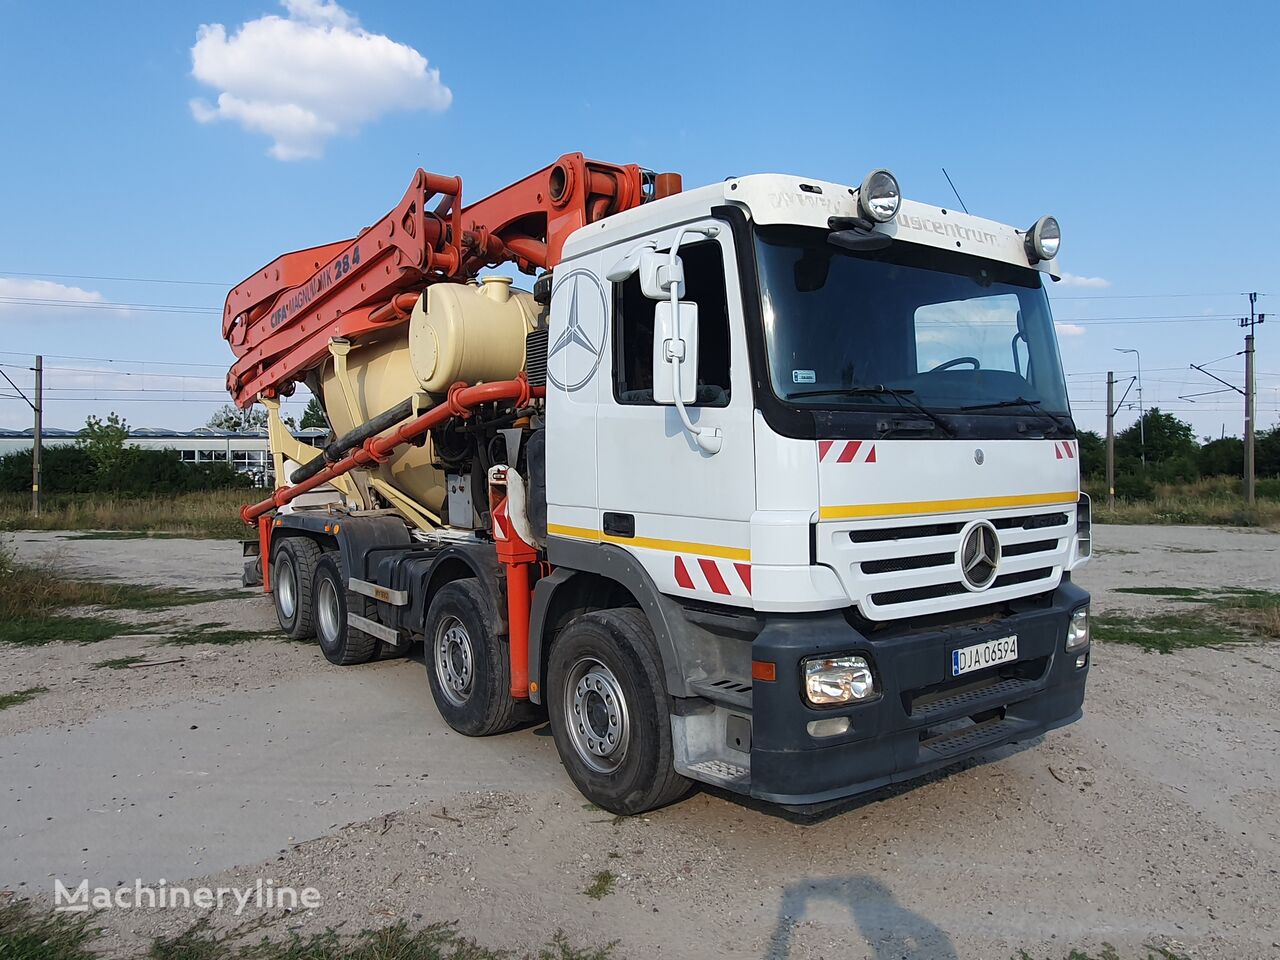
[1025,215,1061,263]
[857,169,900,223]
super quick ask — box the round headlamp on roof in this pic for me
[857,168,900,223]
[1025,215,1061,263]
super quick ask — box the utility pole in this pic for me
[33,355,43,516]
[1106,371,1116,508]
[0,355,41,516]
[1241,292,1265,505]
[1115,348,1144,467]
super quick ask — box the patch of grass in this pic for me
[162,623,280,647]
[0,490,251,540]
[1113,586,1207,598]
[1097,586,1280,652]
[0,900,98,960]
[1093,613,1245,654]
[0,901,614,960]
[92,655,148,670]
[1013,945,1188,960]
[58,531,191,541]
[583,870,617,900]
[0,539,243,646]
[0,686,48,711]
[0,616,146,647]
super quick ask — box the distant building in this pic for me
[0,426,327,487]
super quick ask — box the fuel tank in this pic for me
[318,276,538,518]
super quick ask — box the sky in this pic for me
[0,0,1277,439]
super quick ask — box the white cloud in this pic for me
[189,0,451,160]
[0,278,106,320]
[1058,272,1111,289]
[1055,322,1087,337]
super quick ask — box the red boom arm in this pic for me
[223,153,659,407]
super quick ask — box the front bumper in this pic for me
[749,580,1089,806]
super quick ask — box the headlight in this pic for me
[857,169,900,223]
[803,655,876,705]
[1025,215,1061,263]
[1065,606,1090,651]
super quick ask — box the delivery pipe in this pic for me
[241,376,541,525]
[289,396,416,485]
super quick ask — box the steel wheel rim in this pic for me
[316,577,341,647]
[564,656,630,774]
[275,556,297,620]
[434,616,474,706]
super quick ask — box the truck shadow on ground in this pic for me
[765,874,958,960]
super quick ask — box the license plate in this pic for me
[952,635,1018,677]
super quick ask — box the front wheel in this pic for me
[547,608,691,815]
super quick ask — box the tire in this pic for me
[423,579,516,737]
[271,537,322,640]
[312,554,379,666]
[547,608,692,815]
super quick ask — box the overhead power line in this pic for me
[0,270,232,287]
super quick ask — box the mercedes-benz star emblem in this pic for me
[973,448,985,465]
[546,270,608,393]
[958,521,1000,591]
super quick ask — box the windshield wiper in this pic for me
[959,396,1074,435]
[786,385,956,437]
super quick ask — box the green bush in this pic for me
[0,446,251,496]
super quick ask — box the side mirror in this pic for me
[652,300,699,405]
[641,250,683,300]
[605,247,685,301]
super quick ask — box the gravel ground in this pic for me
[2,526,1278,959]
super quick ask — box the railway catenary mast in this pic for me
[224,153,1094,814]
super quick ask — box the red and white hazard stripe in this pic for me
[818,440,877,464]
[1054,440,1076,460]
[674,556,752,598]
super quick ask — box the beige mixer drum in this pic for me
[319,337,449,514]
[409,277,537,392]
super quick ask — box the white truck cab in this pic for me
[535,169,1091,806]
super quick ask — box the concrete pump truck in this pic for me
[224,153,1092,814]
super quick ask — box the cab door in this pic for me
[592,222,756,606]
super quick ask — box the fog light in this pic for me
[1025,215,1061,263]
[1075,653,1088,669]
[803,655,875,705]
[857,169,900,223]
[807,717,851,738]
[1065,606,1090,651]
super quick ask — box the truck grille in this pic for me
[820,508,1072,621]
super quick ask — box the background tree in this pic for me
[1075,429,1105,480]
[1197,437,1243,477]
[76,412,130,474]
[1115,408,1199,482]
[299,396,328,429]
[206,403,296,432]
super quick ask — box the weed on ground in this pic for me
[0,901,614,960]
[1096,586,1280,652]
[92,655,148,670]
[0,537,247,646]
[583,871,617,900]
[1014,945,1188,960]
[0,686,48,711]
[162,623,281,647]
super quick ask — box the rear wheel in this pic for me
[423,580,516,736]
[272,537,322,640]
[312,554,379,666]
[547,608,691,815]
